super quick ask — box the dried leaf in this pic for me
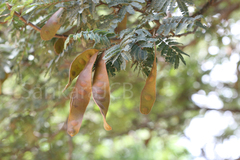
[92,53,112,131]
[139,44,157,114]
[63,49,99,91]
[40,8,65,41]
[54,38,65,55]
[67,52,98,137]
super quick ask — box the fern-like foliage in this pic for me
[64,29,114,50]
[103,28,155,73]
[148,0,194,15]
[157,15,203,36]
[148,0,171,13]
[0,0,207,77]
[158,38,189,69]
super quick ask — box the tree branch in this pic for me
[192,0,225,17]
[166,26,198,38]
[6,3,68,39]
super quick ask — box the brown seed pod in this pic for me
[115,13,128,34]
[54,38,65,55]
[67,52,98,137]
[92,53,112,131]
[63,49,99,92]
[140,45,157,115]
[40,8,65,41]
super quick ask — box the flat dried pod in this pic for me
[54,38,65,55]
[67,52,98,137]
[63,49,99,91]
[40,8,65,41]
[140,45,157,114]
[92,53,112,131]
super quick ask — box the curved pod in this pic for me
[54,38,65,54]
[140,51,157,114]
[92,53,112,131]
[63,49,99,91]
[40,8,65,41]
[67,52,98,137]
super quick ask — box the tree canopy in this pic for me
[1,0,240,160]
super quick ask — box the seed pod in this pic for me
[54,38,65,55]
[115,13,128,34]
[92,53,112,131]
[67,52,98,137]
[63,49,99,91]
[140,49,157,114]
[40,8,65,41]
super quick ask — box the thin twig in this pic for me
[0,13,9,17]
[192,0,224,17]
[68,135,73,160]
[6,3,68,39]
[0,21,8,24]
[166,26,198,38]
[152,26,198,39]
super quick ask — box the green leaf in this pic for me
[120,34,134,46]
[163,24,171,36]
[135,0,145,3]
[120,57,127,70]
[162,0,171,12]
[108,0,130,7]
[104,44,121,61]
[131,44,148,61]
[172,46,189,57]
[176,0,189,16]
[174,54,180,69]
[157,24,165,35]
[120,28,133,39]
[126,5,135,14]
[130,2,142,9]
[187,22,194,31]
[185,0,194,5]
[161,45,169,56]
[140,42,153,48]
[150,0,167,12]
[178,53,186,65]
[12,15,25,29]
[176,19,188,34]
[167,48,172,56]
[157,41,166,51]
[112,52,121,64]
[195,20,207,30]
[92,0,99,3]
[121,51,132,61]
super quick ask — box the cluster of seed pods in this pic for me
[66,49,111,137]
[67,51,98,137]
[63,49,99,92]
[42,7,158,136]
